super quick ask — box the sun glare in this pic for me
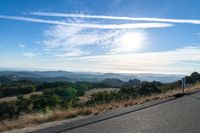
[115,31,145,53]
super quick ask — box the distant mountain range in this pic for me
[0,71,184,83]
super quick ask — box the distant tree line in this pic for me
[0,80,36,97]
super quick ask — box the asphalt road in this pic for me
[63,91,200,133]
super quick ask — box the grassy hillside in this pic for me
[0,72,199,132]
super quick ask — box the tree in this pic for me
[43,86,77,99]
[120,87,138,99]
[138,81,161,96]
[0,83,35,97]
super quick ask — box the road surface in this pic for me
[33,91,200,133]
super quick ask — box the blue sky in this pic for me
[0,0,200,74]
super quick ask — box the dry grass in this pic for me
[1,83,200,132]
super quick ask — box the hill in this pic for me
[0,71,183,83]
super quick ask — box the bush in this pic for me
[30,94,62,111]
[88,91,120,104]
[16,96,31,112]
[74,81,93,96]
[0,101,18,118]
[88,81,163,105]
[120,87,138,99]
[160,81,181,92]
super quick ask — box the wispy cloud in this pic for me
[0,14,173,58]
[2,13,200,74]
[76,46,200,63]
[19,44,25,48]
[55,49,88,57]
[42,25,147,57]
[0,15,172,29]
[62,46,200,74]
[31,12,200,24]
[19,46,199,74]
[23,52,37,57]
[5,46,200,74]
[42,25,119,57]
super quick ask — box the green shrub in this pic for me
[16,96,31,112]
[88,91,120,104]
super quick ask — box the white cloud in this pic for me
[77,46,200,63]
[42,25,148,57]
[32,12,200,25]
[0,14,173,58]
[42,25,117,56]
[19,44,25,48]
[55,49,88,57]
[23,52,37,57]
[43,25,82,48]
[2,13,200,74]
[60,46,200,74]
[4,46,200,74]
[0,15,173,29]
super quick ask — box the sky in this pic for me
[0,0,200,74]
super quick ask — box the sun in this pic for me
[114,31,145,53]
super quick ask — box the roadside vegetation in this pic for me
[0,72,200,132]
